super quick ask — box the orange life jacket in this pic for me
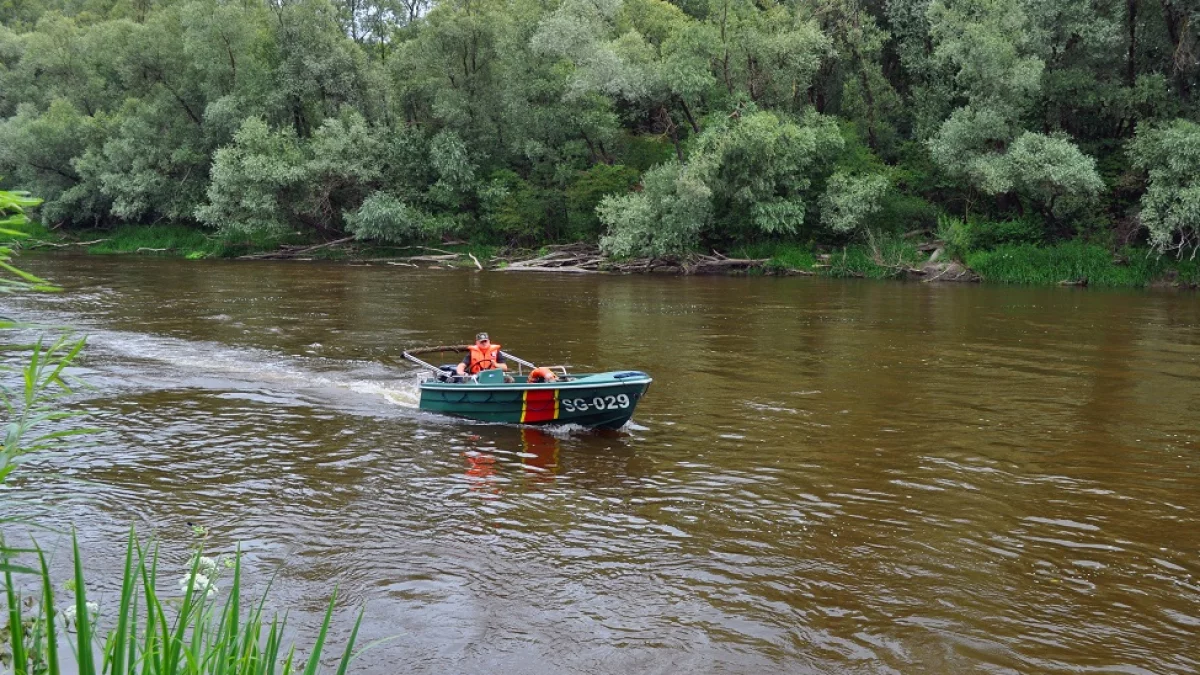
[467,343,502,373]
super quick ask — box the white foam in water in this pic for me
[75,327,422,412]
[352,376,422,407]
[539,423,592,438]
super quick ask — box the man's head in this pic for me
[475,332,490,345]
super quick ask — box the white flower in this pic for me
[59,601,99,628]
[179,571,221,599]
[179,572,211,592]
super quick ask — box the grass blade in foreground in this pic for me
[2,530,363,675]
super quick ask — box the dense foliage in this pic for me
[0,0,1198,257]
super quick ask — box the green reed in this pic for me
[965,242,1200,287]
[3,531,361,675]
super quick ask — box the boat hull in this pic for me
[418,371,652,430]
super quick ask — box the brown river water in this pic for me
[3,254,1199,674]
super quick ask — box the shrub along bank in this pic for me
[12,221,1199,289]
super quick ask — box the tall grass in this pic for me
[2,533,362,675]
[730,242,818,272]
[825,234,926,280]
[0,336,90,484]
[965,242,1200,287]
[732,235,926,279]
[83,224,291,259]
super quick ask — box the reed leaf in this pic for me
[37,548,60,675]
[72,533,96,674]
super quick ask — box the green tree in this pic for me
[1129,118,1200,255]
[814,0,899,151]
[0,100,107,226]
[820,170,891,233]
[598,159,712,257]
[599,110,844,256]
[195,117,308,237]
[925,0,1103,220]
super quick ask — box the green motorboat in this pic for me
[402,346,652,430]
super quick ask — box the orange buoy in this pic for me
[528,367,558,383]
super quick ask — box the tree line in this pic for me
[1,0,1198,257]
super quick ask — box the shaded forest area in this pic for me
[1,0,1198,261]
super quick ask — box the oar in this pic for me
[501,351,570,379]
[498,350,537,372]
[398,350,449,376]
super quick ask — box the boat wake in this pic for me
[33,322,425,416]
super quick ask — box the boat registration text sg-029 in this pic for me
[561,394,631,412]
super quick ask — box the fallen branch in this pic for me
[397,245,458,255]
[136,247,169,253]
[468,252,483,270]
[295,236,354,253]
[404,254,460,262]
[239,236,355,260]
[502,265,600,274]
[924,266,953,283]
[28,238,110,248]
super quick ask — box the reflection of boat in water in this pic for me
[460,429,560,494]
[520,427,560,479]
[403,346,652,430]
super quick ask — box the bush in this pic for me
[819,171,891,234]
[938,214,1043,256]
[478,169,557,244]
[616,134,676,171]
[599,111,844,257]
[873,193,940,234]
[565,164,640,240]
[598,160,711,257]
[965,241,1200,286]
[345,192,457,243]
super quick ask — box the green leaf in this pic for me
[70,531,97,674]
[37,546,61,675]
[301,590,338,675]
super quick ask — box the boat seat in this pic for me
[476,369,506,384]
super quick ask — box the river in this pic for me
[3,254,1199,673]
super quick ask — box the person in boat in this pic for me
[456,332,508,376]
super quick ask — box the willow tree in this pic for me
[813,0,898,151]
[925,0,1103,220]
[532,0,717,158]
[1130,118,1200,256]
[598,110,844,256]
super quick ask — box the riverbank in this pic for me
[9,223,1200,289]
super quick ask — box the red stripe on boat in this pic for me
[521,388,558,423]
